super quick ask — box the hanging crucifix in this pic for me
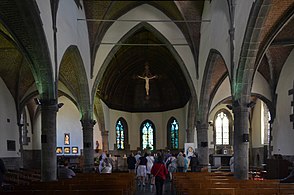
[137,62,158,96]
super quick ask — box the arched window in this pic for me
[167,117,179,149]
[140,120,155,150]
[115,118,128,150]
[215,111,230,145]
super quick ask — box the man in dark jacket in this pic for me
[190,153,199,172]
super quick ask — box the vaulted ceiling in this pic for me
[0,0,293,114]
[84,1,204,112]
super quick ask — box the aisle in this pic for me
[135,180,175,195]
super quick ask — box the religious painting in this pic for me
[64,147,70,154]
[72,147,78,154]
[56,147,63,154]
[185,143,196,158]
[64,133,70,145]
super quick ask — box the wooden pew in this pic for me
[279,183,294,195]
[235,188,279,195]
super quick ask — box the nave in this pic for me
[1,170,294,195]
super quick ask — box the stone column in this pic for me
[196,123,209,169]
[186,127,195,143]
[81,119,96,173]
[40,99,58,181]
[101,130,109,152]
[233,104,249,180]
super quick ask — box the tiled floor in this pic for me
[135,180,175,195]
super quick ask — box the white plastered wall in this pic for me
[199,0,254,102]
[56,96,83,156]
[31,111,41,150]
[252,72,272,101]
[36,0,91,96]
[35,0,54,80]
[23,107,33,150]
[272,48,294,155]
[0,78,20,157]
[251,99,263,148]
[210,77,231,112]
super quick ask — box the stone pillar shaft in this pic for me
[81,119,96,173]
[101,130,109,152]
[233,105,249,180]
[196,123,209,167]
[40,99,58,181]
[186,127,195,143]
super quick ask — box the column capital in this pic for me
[40,98,57,106]
[101,130,109,136]
[80,119,96,129]
[39,99,59,112]
[231,99,252,113]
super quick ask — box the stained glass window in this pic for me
[116,120,125,149]
[169,118,179,149]
[215,112,229,145]
[141,120,155,150]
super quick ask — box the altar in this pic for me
[212,154,232,167]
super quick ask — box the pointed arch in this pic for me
[92,22,195,100]
[235,1,272,101]
[213,108,233,147]
[167,117,179,150]
[59,45,91,120]
[115,117,128,150]
[198,49,229,125]
[140,119,156,150]
[0,0,55,100]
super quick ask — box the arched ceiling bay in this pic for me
[83,1,204,112]
[256,0,294,91]
[0,23,35,102]
[83,1,204,76]
[98,28,191,112]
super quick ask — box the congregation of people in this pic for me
[1,150,199,195]
[126,150,199,195]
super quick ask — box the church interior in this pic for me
[0,0,294,194]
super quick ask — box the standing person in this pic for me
[151,155,168,195]
[183,154,189,172]
[229,155,234,173]
[0,158,7,187]
[164,150,172,162]
[166,153,177,181]
[127,153,137,173]
[135,151,141,162]
[190,152,199,172]
[177,152,185,172]
[58,161,76,179]
[137,153,148,187]
[146,152,155,185]
[99,152,112,173]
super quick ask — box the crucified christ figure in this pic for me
[137,63,158,96]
